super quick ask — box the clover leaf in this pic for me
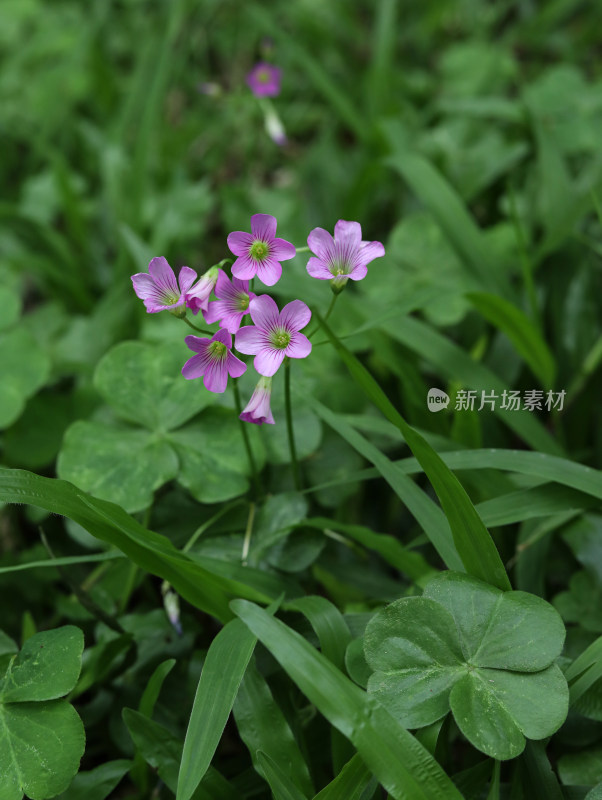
[0,327,50,430]
[0,626,85,800]
[57,340,264,512]
[363,571,568,760]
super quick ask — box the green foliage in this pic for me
[0,626,85,800]
[363,572,568,759]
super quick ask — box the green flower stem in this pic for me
[232,379,262,499]
[241,501,256,565]
[308,292,339,340]
[284,358,301,490]
[295,245,311,254]
[181,316,213,335]
[214,257,233,268]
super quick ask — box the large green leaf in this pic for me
[363,572,568,759]
[316,318,510,590]
[0,326,50,429]
[232,600,464,800]
[55,760,131,800]
[0,627,85,800]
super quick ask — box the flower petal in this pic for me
[306,257,333,280]
[203,360,228,393]
[231,255,258,281]
[214,269,233,299]
[270,238,296,261]
[357,240,385,266]
[212,328,233,348]
[227,231,254,257]
[254,347,285,377]
[307,227,335,261]
[279,299,311,332]
[235,326,265,355]
[286,332,312,360]
[184,335,211,354]
[249,294,280,330]
[131,273,160,300]
[227,352,247,379]
[231,276,251,294]
[203,300,224,325]
[182,352,211,380]
[334,220,362,251]
[348,264,368,281]
[255,257,282,286]
[251,214,277,242]
[148,257,179,294]
[178,266,198,295]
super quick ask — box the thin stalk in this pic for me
[508,181,540,325]
[308,292,339,339]
[183,499,245,553]
[295,245,311,254]
[181,316,213,335]
[241,501,256,565]
[232,380,262,498]
[284,358,301,490]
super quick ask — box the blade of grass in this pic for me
[284,596,352,670]
[313,753,373,800]
[466,292,556,388]
[177,619,259,800]
[232,600,465,800]
[234,660,314,798]
[317,316,510,591]
[256,751,309,800]
[308,398,464,573]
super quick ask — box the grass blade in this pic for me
[317,317,510,590]
[313,754,373,800]
[467,292,556,388]
[309,398,464,573]
[234,660,314,798]
[284,596,352,670]
[177,619,258,800]
[257,751,309,800]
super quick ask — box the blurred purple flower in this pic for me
[185,266,219,316]
[182,328,246,392]
[240,376,275,425]
[264,104,287,146]
[235,295,311,377]
[204,269,256,333]
[131,257,197,313]
[228,214,295,286]
[246,62,281,97]
[307,220,385,288]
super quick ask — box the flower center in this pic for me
[257,69,270,84]
[161,291,180,305]
[236,293,250,311]
[270,328,291,350]
[250,240,269,261]
[209,341,227,359]
[330,261,348,277]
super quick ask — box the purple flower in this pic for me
[264,105,287,146]
[246,62,281,97]
[240,376,275,425]
[235,295,311,377]
[307,220,385,287]
[131,257,197,313]
[203,269,256,333]
[227,214,295,286]
[185,266,219,316]
[182,328,247,393]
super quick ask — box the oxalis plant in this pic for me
[0,209,578,800]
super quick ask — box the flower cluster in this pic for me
[131,214,384,425]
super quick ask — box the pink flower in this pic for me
[240,376,275,425]
[307,220,385,287]
[235,295,311,377]
[203,269,256,333]
[227,214,296,287]
[246,62,281,97]
[131,257,197,313]
[182,329,247,393]
[185,266,219,316]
